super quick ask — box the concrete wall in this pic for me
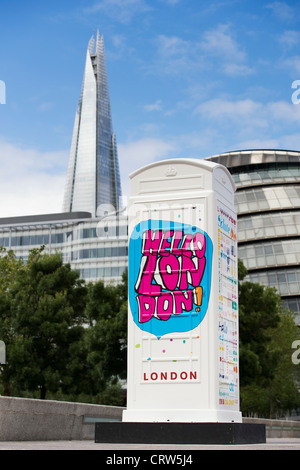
[1,397,300,441]
[243,417,300,438]
[0,397,124,441]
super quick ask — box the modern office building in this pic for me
[207,149,300,324]
[0,211,128,284]
[63,31,122,217]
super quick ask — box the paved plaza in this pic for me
[0,438,299,450]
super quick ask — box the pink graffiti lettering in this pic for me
[137,290,193,323]
[137,294,157,323]
[141,230,206,258]
[135,229,207,324]
[156,254,180,290]
[157,293,173,321]
[135,254,162,296]
[193,231,206,258]
[142,229,163,256]
[170,230,184,256]
[173,290,193,313]
[179,256,206,290]
[159,230,173,255]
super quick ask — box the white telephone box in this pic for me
[123,158,242,423]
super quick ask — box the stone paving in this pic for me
[0,438,300,450]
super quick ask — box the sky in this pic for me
[1,0,300,217]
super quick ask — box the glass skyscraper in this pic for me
[0,32,127,286]
[63,31,122,217]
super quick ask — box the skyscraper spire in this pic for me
[63,32,122,217]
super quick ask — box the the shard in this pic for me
[63,32,122,217]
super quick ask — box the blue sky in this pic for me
[1,0,300,216]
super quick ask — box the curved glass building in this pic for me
[206,149,300,325]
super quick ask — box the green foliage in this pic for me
[241,310,300,417]
[0,247,299,416]
[83,271,128,396]
[238,259,300,417]
[0,247,23,293]
[0,248,127,404]
[239,281,281,387]
[0,247,88,398]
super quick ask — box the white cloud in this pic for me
[151,34,203,75]
[0,138,68,218]
[0,136,178,218]
[267,100,300,123]
[38,102,54,112]
[152,25,252,78]
[84,0,151,23]
[199,24,257,77]
[266,2,294,20]
[235,138,281,150]
[195,97,300,125]
[282,55,300,75]
[279,133,300,149]
[236,133,300,153]
[156,35,190,57]
[195,98,263,121]
[223,63,255,76]
[192,97,300,154]
[200,24,246,62]
[279,30,300,48]
[144,100,163,112]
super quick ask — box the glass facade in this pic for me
[236,185,300,215]
[62,32,122,217]
[0,213,128,284]
[238,239,300,269]
[207,150,300,325]
[238,211,300,242]
[232,163,300,188]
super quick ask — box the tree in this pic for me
[0,247,23,293]
[267,310,300,418]
[0,247,23,395]
[0,249,128,403]
[83,271,128,402]
[239,281,281,388]
[3,248,87,399]
[238,259,300,417]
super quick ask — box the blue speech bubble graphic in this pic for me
[129,220,213,339]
